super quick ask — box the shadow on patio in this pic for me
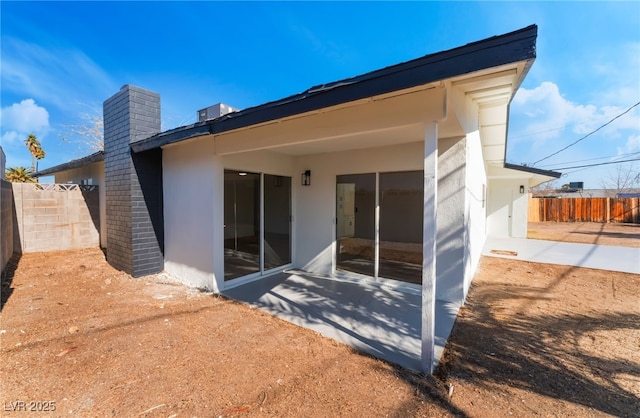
[222,270,461,372]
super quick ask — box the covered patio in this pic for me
[116,25,542,374]
[223,271,461,372]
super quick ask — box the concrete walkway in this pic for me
[223,271,459,372]
[483,237,640,275]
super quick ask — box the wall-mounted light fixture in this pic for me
[519,185,525,194]
[301,170,311,186]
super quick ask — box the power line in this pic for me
[532,101,640,166]
[557,152,640,176]
[510,125,565,140]
[537,151,640,168]
[552,157,640,171]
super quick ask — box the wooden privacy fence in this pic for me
[529,197,640,223]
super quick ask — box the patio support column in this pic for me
[421,121,438,373]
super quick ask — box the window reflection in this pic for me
[336,173,376,277]
[378,171,423,284]
[224,170,261,280]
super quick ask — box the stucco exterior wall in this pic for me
[511,185,529,238]
[463,130,487,299]
[434,136,466,302]
[162,139,296,292]
[163,134,484,294]
[163,139,217,290]
[54,161,106,248]
[487,178,528,238]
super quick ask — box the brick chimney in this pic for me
[103,85,164,277]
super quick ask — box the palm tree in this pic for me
[5,167,36,183]
[24,133,45,172]
[34,148,46,171]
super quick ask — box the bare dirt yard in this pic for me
[1,226,638,417]
[528,221,640,247]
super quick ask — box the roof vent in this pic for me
[197,103,239,122]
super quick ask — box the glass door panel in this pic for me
[264,174,292,270]
[336,174,376,277]
[378,171,423,284]
[224,170,261,280]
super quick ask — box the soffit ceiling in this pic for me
[450,62,529,167]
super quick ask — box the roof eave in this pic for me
[503,162,562,179]
[33,151,105,177]
[132,24,538,154]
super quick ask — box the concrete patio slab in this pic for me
[223,271,460,372]
[483,237,640,274]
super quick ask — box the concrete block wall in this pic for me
[11,183,100,253]
[1,180,14,272]
[54,161,107,248]
[104,85,164,277]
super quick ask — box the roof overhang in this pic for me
[488,162,561,187]
[131,25,539,155]
[33,151,104,177]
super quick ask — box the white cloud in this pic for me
[0,99,50,135]
[0,99,50,168]
[617,134,640,156]
[511,82,573,140]
[511,81,640,144]
[0,131,20,145]
[590,42,640,106]
[1,37,117,112]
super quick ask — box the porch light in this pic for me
[301,170,311,186]
[520,185,525,194]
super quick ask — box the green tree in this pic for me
[5,167,36,183]
[24,133,46,172]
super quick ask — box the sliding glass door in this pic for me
[224,170,261,280]
[264,174,292,270]
[336,170,423,285]
[224,170,291,281]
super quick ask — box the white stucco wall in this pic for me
[54,161,106,248]
[511,184,529,238]
[486,178,528,238]
[163,140,217,290]
[463,130,487,299]
[163,139,296,292]
[434,136,466,302]
[163,132,485,293]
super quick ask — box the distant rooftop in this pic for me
[33,151,104,177]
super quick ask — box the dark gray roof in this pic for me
[132,25,538,153]
[504,162,561,178]
[33,151,104,177]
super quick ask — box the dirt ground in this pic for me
[1,226,639,417]
[528,221,640,247]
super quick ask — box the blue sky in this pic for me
[1,1,639,189]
